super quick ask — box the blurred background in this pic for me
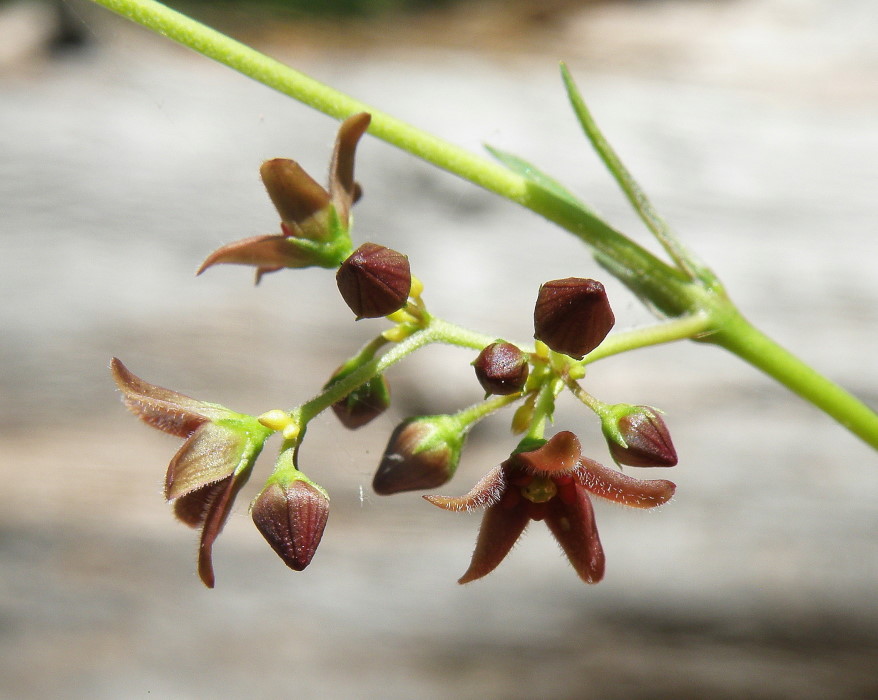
[1,0,877,697]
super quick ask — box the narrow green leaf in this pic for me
[485,144,590,211]
[560,62,717,287]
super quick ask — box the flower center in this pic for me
[521,476,557,503]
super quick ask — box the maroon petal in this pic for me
[329,112,371,224]
[513,431,582,475]
[196,235,319,276]
[545,488,605,583]
[574,458,676,508]
[164,423,241,501]
[458,502,530,584]
[173,479,227,528]
[111,358,222,436]
[197,473,245,589]
[259,158,330,231]
[423,464,506,512]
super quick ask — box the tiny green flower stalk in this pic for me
[251,450,330,573]
[110,358,272,588]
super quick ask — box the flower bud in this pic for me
[329,374,391,429]
[604,405,677,467]
[533,278,615,359]
[373,416,466,495]
[251,471,330,572]
[336,242,412,319]
[473,342,529,396]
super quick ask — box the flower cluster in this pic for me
[112,113,680,587]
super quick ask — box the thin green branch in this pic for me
[707,312,878,450]
[582,313,712,365]
[87,0,878,452]
[88,0,684,297]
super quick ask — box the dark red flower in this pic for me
[425,431,675,584]
[198,113,371,282]
[111,358,272,588]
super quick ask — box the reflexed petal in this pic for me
[173,481,225,528]
[110,358,227,436]
[513,431,581,475]
[574,458,676,508]
[164,423,243,500]
[197,474,244,588]
[329,112,371,224]
[197,234,320,276]
[423,464,506,512]
[545,488,605,583]
[458,502,530,584]
[259,158,330,229]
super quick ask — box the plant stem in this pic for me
[296,316,496,424]
[89,0,679,284]
[297,326,436,422]
[88,0,878,452]
[707,312,878,450]
[583,313,712,365]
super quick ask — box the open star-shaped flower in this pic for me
[425,431,675,584]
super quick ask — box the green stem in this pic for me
[428,317,502,352]
[89,0,681,290]
[297,326,436,422]
[89,0,878,453]
[526,377,564,441]
[453,394,521,428]
[582,313,712,365]
[708,312,878,450]
[296,316,500,424]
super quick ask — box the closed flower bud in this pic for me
[328,374,391,430]
[373,416,467,495]
[533,278,615,359]
[336,242,412,319]
[604,405,677,467]
[251,470,330,572]
[473,342,529,396]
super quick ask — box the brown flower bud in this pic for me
[533,278,615,359]
[606,406,678,468]
[336,242,412,319]
[251,477,329,572]
[373,416,466,495]
[329,374,391,430]
[473,342,529,396]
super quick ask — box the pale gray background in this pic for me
[1,0,877,697]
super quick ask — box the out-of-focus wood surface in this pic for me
[1,0,876,697]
